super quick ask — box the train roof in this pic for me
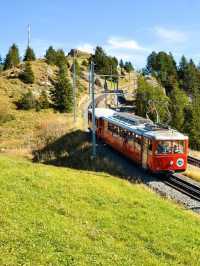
[90,108,188,141]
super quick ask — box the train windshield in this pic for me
[156,140,185,155]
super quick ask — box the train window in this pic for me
[135,134,141,152]
[148,140,153,155]
[156,141,172,154]
[108,123,119,136]
[172,140,185,154]
[88,113,92,122]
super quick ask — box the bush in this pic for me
[17,91,36,110]
[19,62,34,84]
[82,59,88,67]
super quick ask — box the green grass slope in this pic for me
[0,155,200,265]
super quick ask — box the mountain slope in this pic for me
[0,154,200,265]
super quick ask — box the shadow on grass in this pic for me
[32,130,133,178]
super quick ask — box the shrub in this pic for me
[82,59,88,67]
[17,91,36,110]
[19,62,34,84]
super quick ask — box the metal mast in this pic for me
[73,50,77,124]
[28,24,31,47]
[91,61,96,158]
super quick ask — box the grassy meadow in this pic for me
[0,155,200,265]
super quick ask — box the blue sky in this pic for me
[1,0,200,68]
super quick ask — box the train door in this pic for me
[142,137,148,169]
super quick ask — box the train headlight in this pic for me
[176,158,184,167]
[169,160,174,166]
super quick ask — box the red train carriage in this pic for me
[88,108,188,173]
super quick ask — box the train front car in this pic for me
[144,128,188,173]
[88,108,188,174]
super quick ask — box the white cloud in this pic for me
[77,43,94,53]
[107,37,145,50]
[154,27,188,43]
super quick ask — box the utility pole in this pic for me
[91,61,96,158]
[28,24,31,47]
[73,50,77,124]
[88,64,92,100]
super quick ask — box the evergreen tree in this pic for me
[19,62,35,84]
[55,49,67,67]
[145,51,178,95]
[37,90,49,110]
[189,90,200,149]
[146,51,157,74]
[119,59,124,69]
[0,55,2,72]
[23,46,36,61]
[124,61,134,72]
[93,46,118,77]
[169,85,189,131]
[45,46,57,65]
[4,44,20,70]
[52,64,73,112]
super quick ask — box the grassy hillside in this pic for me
[0,155,200,265]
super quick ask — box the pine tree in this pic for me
[23,46,36,61]
[52,64,73,112]
[4,44,20,70]
[124,61,134,72]
[119,59,124,69]
[190,90,200,149]
[55,49,67,67]
[19,62,35,84]
[45,46,57,65]
[37,90,49,110]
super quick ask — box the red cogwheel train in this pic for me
[88,108,188,173]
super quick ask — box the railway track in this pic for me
[188,156,200,168]
[164,174,200,201]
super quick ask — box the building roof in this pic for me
[89,108,188,141]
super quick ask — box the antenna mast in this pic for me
[28,24,31,47]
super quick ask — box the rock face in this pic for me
[68,49,92,59]
[145,75,166,94]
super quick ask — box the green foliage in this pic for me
[169,86,189,131]
[19,62,35,84]
[52,64,73,112]
[146,51,178,94]
[4,43,20,70]
[23,46,36,61]
[93,46,118,80]
[119,59,124,69]
[17,91,36,110]
[189,90,200,149]
[136,77,169,123]
[82,59,88,67]
[45,46,57,65]
[178,57,200,93]
[45,46,67,67]
[37,90,50,110]
[124,61,134,72]
[55,49,67,67]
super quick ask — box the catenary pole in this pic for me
[28,24,31,47]
[73,51,76,124]
[91,61,96,158]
